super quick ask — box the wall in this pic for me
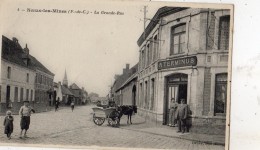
[0,59,35,113]
[121,79,137,105]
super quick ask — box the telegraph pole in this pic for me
[143,6,147,40]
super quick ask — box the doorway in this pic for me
[164,74,188,125]
[132,85,136,106]
[6,85,10,108]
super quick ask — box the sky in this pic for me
[0,0,164,96]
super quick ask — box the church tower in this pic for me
[62,70,68,87]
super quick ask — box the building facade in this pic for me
[136,7,230,134]
[112,64,138,106]
[1,36,54,113]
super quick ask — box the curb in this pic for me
[120,126,225,146]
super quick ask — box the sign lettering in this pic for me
[158,56,197,70]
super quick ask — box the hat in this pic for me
[23,100,29,103]
[6,110,12,115]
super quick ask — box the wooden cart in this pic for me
[92,107,120,127]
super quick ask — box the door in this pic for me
[178,84,187,104]
[6,86,10,108]
[163,73,188,125]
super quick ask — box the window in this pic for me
[145,81,148,109]
[146,44,150,66]
[26,73,29,83]
[214,73,228,114]
[20,88,24,101]
[141,49,145,69]
[150,78,155,110]
[14,87,18,102]
[170,24,186,55]
[7,66,11,79]
[0,86,1,102]
[139,83,143,108]
[40,75,43,84]
[26,89,29,101]
[35,74,38,83]
[218,16,230,50]
[31,90,33,101]
[153,35,158,61]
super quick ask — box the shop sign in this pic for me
[158,56,197,70]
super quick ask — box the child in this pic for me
[19,100,35,138]
[3,110,13,140]
[71,100,75,112]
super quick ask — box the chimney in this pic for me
[23,43,29,55]
[126,64,130,70]
[12,37,18,43]
[22,43,30,66]
[114,74,120,80]
[123,68,126,74]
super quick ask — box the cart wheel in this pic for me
[108,111,120,127]
[93,114,105,126]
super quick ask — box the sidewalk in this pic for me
[119,114,225,146]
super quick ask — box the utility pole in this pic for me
[143,6,147,40]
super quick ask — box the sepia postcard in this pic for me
[0,0,233,150]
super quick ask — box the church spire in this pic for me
[62,69,68,87]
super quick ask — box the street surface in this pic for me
[0,105,224,150]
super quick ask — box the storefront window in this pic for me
[214,73,228,114]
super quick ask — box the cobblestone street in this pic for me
[0,105,224,150]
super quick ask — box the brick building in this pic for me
[136,7,230,134]
[1,36,54,113]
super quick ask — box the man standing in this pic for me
[175,99,188,133]
[55,97,60,112]
[19,100,35,138]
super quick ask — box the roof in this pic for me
[2,35,54,76]
[29,55,54,75]
[113,63,138,92]
[137,7,188,46]
[70,83,81,90]
[2,36,34,70]
[119,72,138,90]
[61,85,74,96]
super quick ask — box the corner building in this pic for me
[137,7,230,134]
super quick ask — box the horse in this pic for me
[118,105,137,124]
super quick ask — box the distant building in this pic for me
[111,63,138,106]
[60,71,74,105]
[69,83,83,105]
[1,36,54,113]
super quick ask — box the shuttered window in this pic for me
[218,16,230,50]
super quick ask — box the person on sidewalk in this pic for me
[168,98,178,127]
[19,100,35,138]
[3,110,14,140]
[175,99,188,133]
[55,97,60,112]
[71,99,75,112]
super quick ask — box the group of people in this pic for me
[3,100,35,140]
[168,98,191,134]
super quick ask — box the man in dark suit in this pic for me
[175,99,188,133]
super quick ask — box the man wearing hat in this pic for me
[175,99,188,133]
[19,100,35,138]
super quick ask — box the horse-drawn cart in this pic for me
[92,107,120,127]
